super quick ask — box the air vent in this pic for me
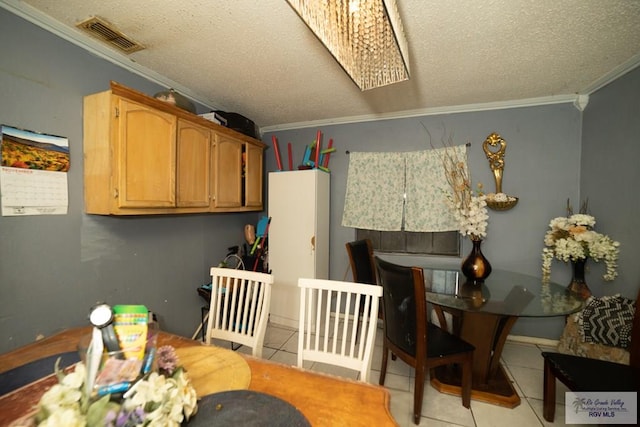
[76,16,144,54]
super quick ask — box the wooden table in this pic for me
[0,326,397,427]
[422,268,584,408]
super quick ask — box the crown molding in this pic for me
[260,95,581,132]
[261,51,640,132]
[579,52,640,95]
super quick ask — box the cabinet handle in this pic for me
[311,236,315,251]
[113,188,118,198]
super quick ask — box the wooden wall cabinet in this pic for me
[210,133,243,209]
[177,119,211,208]
[209,133,264,211]
[83,81,265,215]
[244,143,264,208]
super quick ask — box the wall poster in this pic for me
[0,125,70,216]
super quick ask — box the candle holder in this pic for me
[482,132,518,211]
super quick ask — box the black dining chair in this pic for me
[345,239,377,286]
[541,288,640,422]
[346,239,382,340]
[375,256,475,424]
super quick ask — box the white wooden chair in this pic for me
[297,277,382,382]
[205,267,274,358]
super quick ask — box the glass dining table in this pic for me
[422,267,585,408]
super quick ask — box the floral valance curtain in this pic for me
[405,145,466,232]
[342,145,467,232]
[341,152,405,231]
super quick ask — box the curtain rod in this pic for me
[345,142,471,154]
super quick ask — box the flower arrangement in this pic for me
[35,345,198,427]
[541,213,620,282]
[440,142,489,241]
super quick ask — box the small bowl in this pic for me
[486,196,519,211]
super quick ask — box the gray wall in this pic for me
[580,65,640,297]
[0,9,260,353]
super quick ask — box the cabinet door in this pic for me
[244,143,263,207]
[177,120,211,207]
[116,98,177,208]
[211,133,242,208]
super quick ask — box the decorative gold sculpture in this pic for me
[482,132,518,211]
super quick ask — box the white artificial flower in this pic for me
[570,214,596,227]
[39,384,83,410]
[126,372,169,408]
[35,348,198,427]
[174,370,198,419]
[453,194,488,239]
[38,407,86,427]
[61,364,85,389]
[541,213,619,282]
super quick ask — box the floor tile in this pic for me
[280,331,299,353]
[501,342,545,370]
[308,361,359,380]
[472,398,542,427]
[388,389,417,426]
[263,323,296,349]
[268,349,297,366]
[371,369,412,392]
[419,382,475,426]
[371,345,414,377]
[528,397,592,427]
[508,365,543,399]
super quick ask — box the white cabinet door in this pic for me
[268,170,330,327]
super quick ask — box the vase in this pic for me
[567,258,592,299]
[461,239,492,285]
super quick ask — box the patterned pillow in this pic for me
[578,295,635,349]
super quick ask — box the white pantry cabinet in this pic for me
[268,170,330,327]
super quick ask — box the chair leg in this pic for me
[543,358,556,422]
[460,357,472,408]
[413,365,426,424]
[379,343,389,385]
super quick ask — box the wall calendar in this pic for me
[0,125,69,216]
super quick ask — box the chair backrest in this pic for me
[345,239,377,285]
[297,277,382,382]
[205,267,274,358]
[374,256,428,359]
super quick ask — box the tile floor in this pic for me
[214,322,588,427]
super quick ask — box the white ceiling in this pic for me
[4,0,640,132]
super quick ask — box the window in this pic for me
[356,229,460,256]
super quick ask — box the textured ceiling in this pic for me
[4,0,640,131]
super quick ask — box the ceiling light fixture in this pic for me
[286,0,410,91]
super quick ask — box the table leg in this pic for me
[430,311,521,408]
